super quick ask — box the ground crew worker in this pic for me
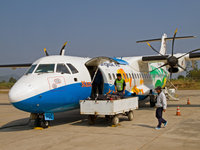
[155,86,168,130]
[114,73,126,96]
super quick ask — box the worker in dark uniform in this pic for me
[114,73,126,97]
[155,86,168,130]
[91,69,103,99]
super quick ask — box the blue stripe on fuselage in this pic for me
[12,83,91,113]
[12,82,147,114]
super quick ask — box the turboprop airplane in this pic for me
[1,29,200,128]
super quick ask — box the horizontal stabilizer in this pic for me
[136,36,196,43]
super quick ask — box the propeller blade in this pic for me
[60,41,68,55]
[150,63,168,72]
[146,42,163,56]
[177,64,186,71]
[172,28,178,56]
[44,48,49,56]
[177,48,200,59]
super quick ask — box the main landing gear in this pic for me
[149,90,156,107]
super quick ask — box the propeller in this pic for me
[60,41,68,55]
[146,42,163,56]
[146,29,200,79]
[43,41,68,56]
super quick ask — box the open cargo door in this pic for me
[85,56,119,67]
[85,57,119,98]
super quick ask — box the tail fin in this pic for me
[160,33,167,55]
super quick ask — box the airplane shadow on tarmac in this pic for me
[1,104,200,132]
[0,109,84,132]
[0,108,137,131]
[0,109,117,132]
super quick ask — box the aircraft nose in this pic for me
[9,82,34,103]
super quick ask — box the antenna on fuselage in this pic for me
[60,41,68,56]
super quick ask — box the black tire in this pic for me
[128,111,134,121]
[88,115,95,125]
[112,115,119,125]
[41,120,50,128]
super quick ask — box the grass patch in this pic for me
[171,79,200,90]
[0,82,15,89]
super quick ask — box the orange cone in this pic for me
[187,98,191,105]
[176,106,181,116]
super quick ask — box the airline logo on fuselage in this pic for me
[81,81,92,87]
[100,62,120,68]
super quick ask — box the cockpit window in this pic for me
[26,64,37,74]
[56,64,70,74]
[35,64,55,73]
[66,63,79,74]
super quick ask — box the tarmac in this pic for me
[0,90,200,150]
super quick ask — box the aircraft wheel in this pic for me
[41,120,50,128]
[112,115,119,126]
[128,111,134,121]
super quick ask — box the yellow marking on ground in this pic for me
[34,127,44,130]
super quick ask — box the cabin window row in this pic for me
[108,72,152,80]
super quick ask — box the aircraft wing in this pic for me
[140,51,200,63]
[141,55,169,63]
[0,63,32,68]
[184,52,200,61]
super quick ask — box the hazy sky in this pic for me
[0,0,200,76]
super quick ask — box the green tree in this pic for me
[9,77,17,83]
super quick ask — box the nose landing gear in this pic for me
[30,113,51,129]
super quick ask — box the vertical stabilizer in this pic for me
[160,33,167,55]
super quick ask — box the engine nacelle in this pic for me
[168,67,179,73]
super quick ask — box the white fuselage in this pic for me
[8,55,168,113]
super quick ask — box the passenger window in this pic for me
[66,63,79,74]
[123,73,126,79]
[35,64,55,73]
[56,64,70,74]
[133,74,136,79]
[112,73,116,79]
[129,73,131,78]
[137,74,140,78]
[108,73,112,80]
